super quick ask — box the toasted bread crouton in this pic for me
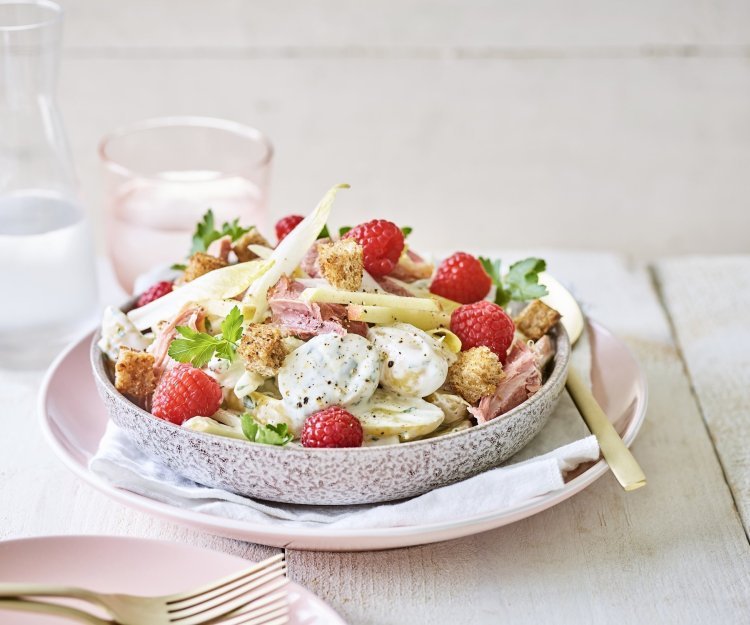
[183,252,229,282]
[115,346,156,398]
[233,228,271,263]
[237,324,287,377]
[514,299,561,340]
[318,239,364,291]
[447,346,505,404]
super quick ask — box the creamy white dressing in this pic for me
[277,333,381,432]
[367,323,450,397]
[98,306,150,360]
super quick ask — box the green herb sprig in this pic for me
[479,257,549,307]
[241,413,293,446]
[167,306,244,367]
[190,209,252,255]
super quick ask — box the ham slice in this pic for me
[268,276,368,338]
[206,235,233,263]
[300,239,327,278]
[374,275,415,297]
[389,249,434,282]
[149,305,206,376]
[468,338,544,424]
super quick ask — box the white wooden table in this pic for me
[2,252,749,624]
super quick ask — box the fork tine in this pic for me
[230,607,289,625]
[168,554,284,603]
[170,567,285,618]
[174,577,288,625]
[214,604,288,625]
[217,591,287,619]
[170,560,286,610]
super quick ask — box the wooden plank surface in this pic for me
[286,251,750,624]
[56,0,750,50]
[654,256,750,535]
[58,56,750,258]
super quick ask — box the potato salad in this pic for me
[100,184,561,448]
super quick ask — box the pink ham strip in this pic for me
[389,249,434,282]
[374,275,415,297]
[268,276,368,338]
[206,234,233,262]
[300,238,328,278]
[468,338,544,424]
[149,305,206,376]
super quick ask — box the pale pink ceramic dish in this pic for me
[0,536,347,624]
[38,320,647,551]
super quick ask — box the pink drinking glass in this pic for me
[99,116,273,293]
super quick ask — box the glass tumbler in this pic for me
[0,0,98,368]
[99,117,273,293]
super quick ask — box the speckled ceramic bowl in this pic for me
[91,325,570,505]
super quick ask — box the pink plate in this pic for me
[0,535,347,624]
[38,321,647,551]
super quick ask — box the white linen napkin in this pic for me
[89,326,599,530]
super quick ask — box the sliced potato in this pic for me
[350,389,445,441]
[424,392,470,424]
[300,287,440,311]
[347,304,450,330]
[182,416,247,441]
[421,418,473,439]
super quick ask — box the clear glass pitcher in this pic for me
[0,0,98,368]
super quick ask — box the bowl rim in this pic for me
[91,321,570,454]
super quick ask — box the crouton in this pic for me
[447,346,505,404]
[317,239,364,291]
[237,323,287,377]
[514,299,561,340]
[233,228,271,263]
[183,252,229,282]
[115,346,156,399]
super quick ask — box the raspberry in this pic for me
[450,300,515,363]
[344,219,404,277]
[429,252,492,304]
[301,406,364,448]
[151,364,223,425]
[275,214,304,243]
[136,281,173,308]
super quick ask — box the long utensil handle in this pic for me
[566,367,646,491]
[0,584,99,602]
[0,598,111,624]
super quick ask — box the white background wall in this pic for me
[55,0,750,258]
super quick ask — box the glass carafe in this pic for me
[0,0,98,368]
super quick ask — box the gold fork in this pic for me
[0,553,288,625]
[540,272,647,491]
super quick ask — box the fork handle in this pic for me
[0,584,100,603]
[0,598,113,624]
[566,367,647,491]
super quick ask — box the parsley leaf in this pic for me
[338,226,352,237]
[221,218,251,241]
[190,209,252,254]
[318,224,331,239]
[220,306,244,344]
[170,263,187,271]
[241,413,293,446]
[479,256,548,306]
[167,306,244,367]
[191,209,222,254]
